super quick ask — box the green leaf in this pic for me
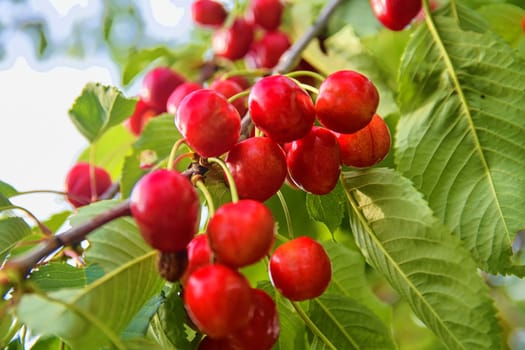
[121,47,173,86]
[306,183,345,233]
[342,168,504,349]
[396,3,525,274]
[68,83,137,143]
[31,337,63,350]
[29,263,86,291]
[121,294,163,340]
[0,310,19,347]
[309,293,396,350]
[0,180,18,198]
[477,4,525,48]
[41,211,71,233]
[0,217,31,263]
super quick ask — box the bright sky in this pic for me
[0,0,190,219]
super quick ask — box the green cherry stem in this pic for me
[227,89,251,104]
[207,157,239,203]
[290,300,338,350]
[195,180,216,218]
[220,68,269,80]
[286,70,325,82]
[298,82,319,95]
[167,138,188,171]
[276,190,295,239]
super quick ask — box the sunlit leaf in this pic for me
[0,217,32,263]
[306,184,345,234]
[0,180,18,198]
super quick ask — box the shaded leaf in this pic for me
[306,183,345,233]
[29,263,86,291]
[0,180,18,198]
[0,217,32,263]
[122,294,163,340]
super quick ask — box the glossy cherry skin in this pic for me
[370,0,422,31]
[130,169,200,252]
[213,18,254,61]
[228,289,280,350]
[175,89,241,158]
[65,162,112,208]
[180,234,212,285]
[225,137,286,201]
[140,67,186,112]
[246,30,291,69]
[316,70,379,134]
[124,98,161,136]
[246,0,284,31]
[286,126,341,195]
[166,82,202,115]
[184,264,254,338]
[269,236,331,301]
[334,114,391,168]
[210,79,248,116]
[249,75,315,143]
[207,200,275,268]
[198,337,237,350]
[191,0,228,27]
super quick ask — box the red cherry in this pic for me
[124,98,161,136]
[207,200,275,268]
[210,79,248,116]
[369,0,422,31]
[224,75,252,90]
[246,0,284,31]
[269,236,331,301]
[213,18,255,61]
[130,169,200,252]
[191,0,228,27]
[166,82,202,115]
[175,89,241,158]
[184,264,254,338]
[140,67,186,112]
[225,137,286,201]
[65,162,112,208]
[522,15,525,32]
[315,70,379,134]
[286,126,341,195]
[180,234,212,285]
[246,30,291,69]
[198,337,237,350]
[335,114,391,168]
[228,289,280,350]
[249,75,315,143]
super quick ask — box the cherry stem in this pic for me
[219,68,269,80]
[227,89,250,104]
[207,157,239,203]
[195,180,216,218]
[0,205,52,236]
[167,139,188,171]
[276,191,295,239]
[285,70,325,82]
[290,300,338,350]
[297,83,319,96]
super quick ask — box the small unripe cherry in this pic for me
[315,70,379,134]
[335,114,391,168]
[213,18,254,61]
[166,82,202,115]
[191,0,228,27]
[130,169,200,252]
[184,264,254,338]
[65,162,112,208]
[207,200,275,268]
[269,236,331,301]
[140,67,186,112]
[246,0,284,31]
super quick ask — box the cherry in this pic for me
[369,0,422,31]
[224,75,251,90]
[225,137,286,201]
[180,234,212,285]
[228,288,279,350]
[175,89,241,158]
[124,98,161,136]
[140,67,186,112]
[191,0,228,27]
[249,75,315,143]
[246,30,291,69]
[65,162,112,208]
[334,114,391,168]
[210,79,248,116]
[286,126,341,195]
[207,200,275,268]
[213,18,255,61]
[269,236,331,301]
[130,169,199,252]
[315,70,379,134]
[246,0,284,31]
[166,82,202,115]
[198,337,237,350]
[184,264,254,338]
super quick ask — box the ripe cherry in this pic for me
[228,289,280,350]
[213,18,254,61]
[175,89,241,158]
[269,236,331,301]
[198,337,236,350]
[335,114,391,168]
[286,126,341,195]
[246,30,291,69]
[166,82,202,115]
[224,75,251,90]
[369,0,422,31]
[210,79,248,116]
[184,264,254,338]
[191,0,228,27]
[225,137,286,201]
[180,234,212,285]
[207,200,275,268]
[315,70,379,134]
[246,0,284,31]
[249,75,315,143]
[124,98,161,136]
[130,169,199,252]
[65,162,112,208]
[140,67,186,112]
